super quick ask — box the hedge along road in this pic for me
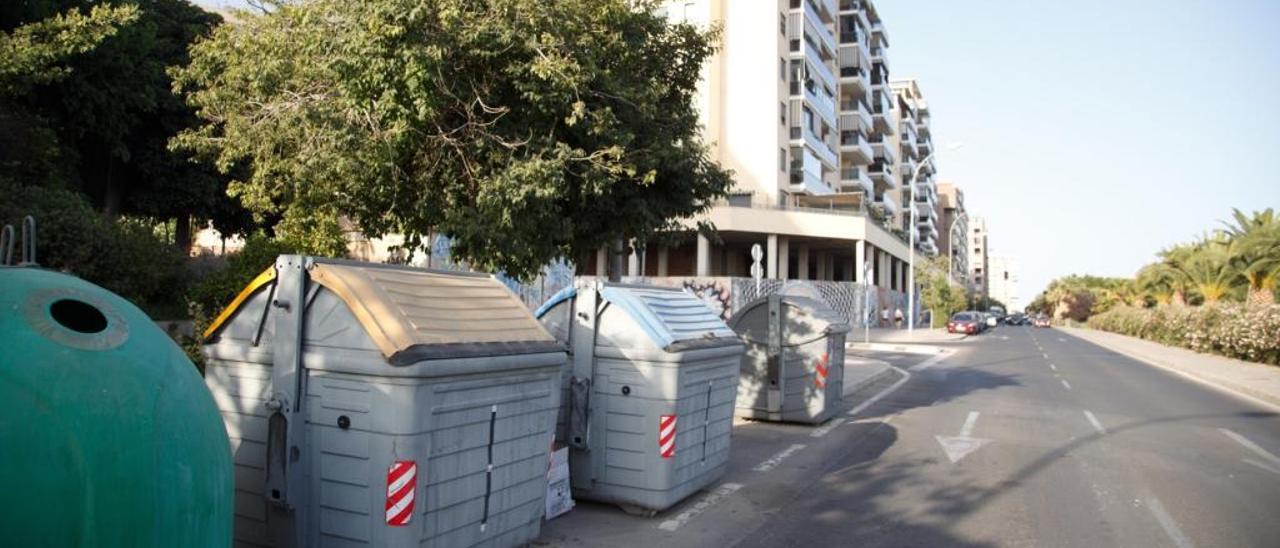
[534,326,1280,548]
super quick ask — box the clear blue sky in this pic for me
[194,1,1280,305]
[877,0,1280,305]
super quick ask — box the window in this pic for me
[780,57,786,81]
[790,39,800,52]
[779,148,787,172]
[779,101,786,125]
[780,12,786,35]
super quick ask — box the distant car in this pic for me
[947,312,982,335]
[985,314,998,328]
[1034,316,1051,328]
[1008,314,1026,326]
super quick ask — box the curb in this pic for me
[1060,327,1280,412]
[847,342,950,355]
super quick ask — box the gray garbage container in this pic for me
[202,256,566,548]
[730,295,850,424]
[534,281,743,514]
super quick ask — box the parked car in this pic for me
[948,312,982,335]
[1034,315,1052,328]
[1007,314,1026,326]
[985,314,999,329]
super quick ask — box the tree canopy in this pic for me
[172,0,733,278]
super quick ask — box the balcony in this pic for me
[791,123,839,170]
[839,166,873,194]
[838,100,872,133]
[803,85,837,129]
[875,192,898,216]
[839,130,873,163]
[805,54,838,96]
[838,62,870,94]
[917,139,932,156]
[800,0,838,60]
[788,148,833,197]
[871,139,896,166]
[869,160,894,185]
[871,93,894,134]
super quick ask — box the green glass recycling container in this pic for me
[0,267,232,547]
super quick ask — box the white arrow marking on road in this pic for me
[935,411,991,464]
[1220,428,1280,475]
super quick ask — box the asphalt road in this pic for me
[535,326,1280,548]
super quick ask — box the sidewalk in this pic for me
[1062,326,1280,410]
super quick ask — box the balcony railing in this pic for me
[840,131,866,147]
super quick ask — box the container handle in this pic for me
[19,216,36,266]
[1,224,13,266]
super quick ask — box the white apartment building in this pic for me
[969,216,990,299]
[890,78,938,256]
[988,255,1021,311]
[582,0,913,293]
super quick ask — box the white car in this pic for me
[985,314,998,328]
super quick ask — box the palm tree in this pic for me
[1222,208,1280,305]
[1164,237,1239,304]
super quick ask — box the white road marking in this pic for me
[810,417,846,438]
[1061,379,1072,390]
[1144,496,1195,548]
[1219,429,1280,470]
[1083,410,1106,434]
[1043,353,1050,359]
[1058,337,1067,342]
[847,366,911,417]
[1243,458,1280,476]
[909,351,952,372]
[935,411,991,463]
[657,482,743,531]
[960,411,980,437]
[1049,363,1058,371]
[753,444,807,472]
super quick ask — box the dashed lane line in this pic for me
[1083,410,1106,434]
[1145,496,1195,548]
[1061,379,1072,390]
[752,444,807,473]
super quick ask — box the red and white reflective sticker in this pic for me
[659,414,677,459]
[814,352,830,389]
[385,460,417,526]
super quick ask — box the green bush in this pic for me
[1089,304,1280,365]
[0,182,187,316]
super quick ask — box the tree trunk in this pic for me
[1171,290,1187,306]
[1247,287,1275,307]
[174,215,192,255]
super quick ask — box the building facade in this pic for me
[987,255,1021,311]
[936,181,967,283]
[889,78,937,256]
[588,0,915,294]
[968,216,990,299]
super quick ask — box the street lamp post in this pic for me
[948,210,969,284]
[907,142,963,336]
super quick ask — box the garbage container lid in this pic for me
[205,260,557,363]
[730,294,851,346]
[536,284,736,351]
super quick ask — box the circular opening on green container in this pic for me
[49,299,109,334]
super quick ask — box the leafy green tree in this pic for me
[172,0,732,279]
[0,3,138,95]
[916,256,967,327]
[2,0,250,253]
